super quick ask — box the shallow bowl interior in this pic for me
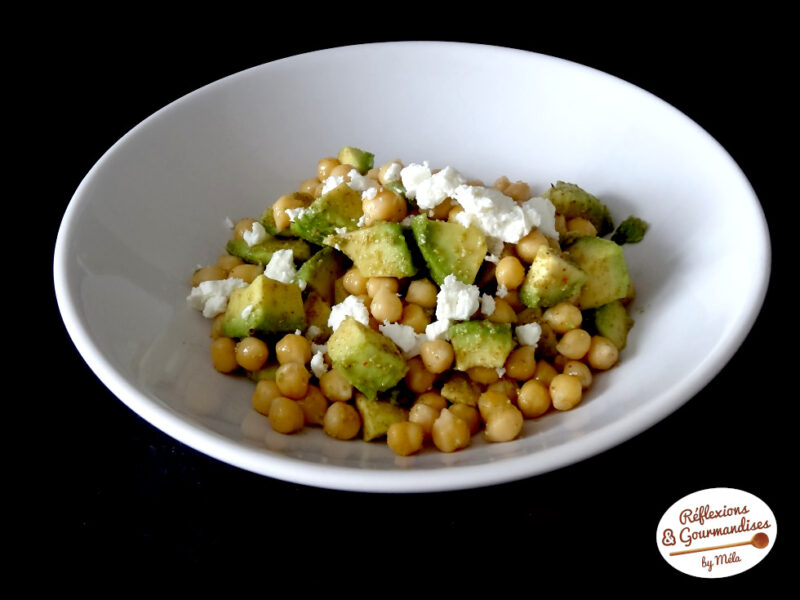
[54,42,770,492]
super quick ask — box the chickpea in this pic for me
[405,356,437,394]
[478,390,512,422]
[366,277,399,298]
[228,263,264,284]
[272,194,308,232]
[370,288,403,322]
[566,217,598,237]
[533,360,558,387]
[563,360,593,388]
[217,254,244,272]
[191,265,227,287]
[505,345,537,381]
[235,336,270,371]
[317,157,340,180]
[268,397,305,434]
[416,391,448,412]
[298,178,319,196]
[342,267,368,296]
[210,337,238,373]
[400,303,430,333]
[517,379,551,418]
[323,401,361,440]
[493,176,510,192]
[362,189,407,225]
[405,279,438,308]
[429,198,453,220]
[252,380,281,416]
[298,385,329,426]
[419,340,454,374]
[431,408,471,453]
[556,329,592,360]
[542,302,583,334]
[467,366,500,385]
[275,333,311,365]
[487,298,517,324]
[495,256,525,290]
[503,181,532,203]
[587,336,620,370]
[516,229,549,263]
[209,314,226,339]
[329,163,355,179]
[387,421,425,456]
[549,374,583,411]
[484,405,524,442]
[378,160,403,185]
[447,205,465,222]
[409,402,439,437]
[448,403,481,435]
[319,369,353,402]
[486,378,519,403]
[233,218,258,240]
[555,214,568,236]
[275,362,310,399]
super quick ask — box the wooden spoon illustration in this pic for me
[670,532,769,556]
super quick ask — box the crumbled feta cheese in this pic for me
[321,174,346,195]
[515,322,542,348]
[380,322,425,358]
[400,215,415,227]
[435,274,480,322]
[425,319,451,341]
[496,367,506,378]
[334,227,348,235]
[383,162,402,183]
[186,278,248,318]
[306,325,323,340]
[310,350,328,378]
[311,342,327,355]
[284,207,308,223]
[399,162,431,200]
[496,284,508,298]
[347,169,379,193]
[453,185,559,244]
[328,295,370,332]
[264,249,297,284]
[480,293,496,317]
[413,166,467,210]
[243,221,268,247]
[357,214,367,227]
[361,186,378,201]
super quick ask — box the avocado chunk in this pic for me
[226,236,312,265]
[221,274,306,338]
[448,320,514,371]
[290,182,363,245]
[296,246,343,304]
[590,299,634,350]
[440,373,482,406]
[337,146,374,174]
[355,394,408,441]
[611,216,649,245]
[544,181,614,236]
[410,215,487,285]
[304,291,333,341]
[325,222,417,278]
[519,245,587,309]
[259,192,313,237]
[567,236,631,309]
[327,317,409,399]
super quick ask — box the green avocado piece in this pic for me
[440,373,482,406]
[325,222,417,278]
[327,317,409,399]
[410,215,487,285]
[611,216,649,245]
[355,394,408,441]
[448,320,514,371]
[221,275,306,338]
[296,247,343,304]
[519,245,587,309]
[226,236,312,265]
[337,146,374,174]
[567,236,631,310]
[544,181,614,236]
[259,192,313,237]
[590,299,634,350]
[290,182,364,245]
[304,291,332,341]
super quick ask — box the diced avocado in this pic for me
[327,317,409,399]
[304,291,332,341]
[567,236,631,309]
[226,236,312,265]
[519,245,587,309]
[259,192,313,237]
[384,180,406,197]
[611,216,649,245]
[544,181,614,236]
[448,320,514,371]
[221,275,306,338]
[333,276,349,305]
[410,215,487,285]
[290,182,363,245]
[325,222,417,278]
[355,394,408,441]
[337,146,374,174]
[589,300,634,350]
[296,247,343,304]
[440,373,482,407]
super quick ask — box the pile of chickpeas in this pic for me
[191,155,628,457]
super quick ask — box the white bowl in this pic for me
[53,41,770,493]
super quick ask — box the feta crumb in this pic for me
[496,367,506,378]
[321,174,346,195]
[413,165,467,210]
[264,249,297,284]
[334,227,348,235]
[515,322,542,348]
[496,284,508,298]
[362,186,378,201]
[357,214,367,227]
[186,278,248,318]
[400,215,415,227]
[480,293,496,317]
[284,207,308,223]
[311,342,327,355]
[383,162,402,183]
[379,322,425,358]
[306,325,323,340]
[242,221,268,247]
[328,295,370,332]
[310,350,328,378]
[435,274,480,322]
[399,162,431,200]
[425,319,451,341]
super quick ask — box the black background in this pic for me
[40,12,789,589]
